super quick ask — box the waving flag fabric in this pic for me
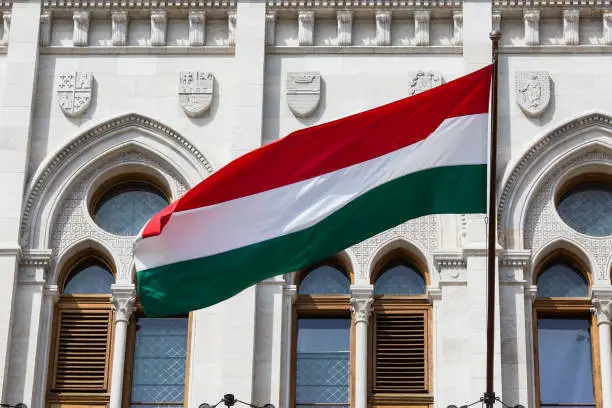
[134,65,492,317]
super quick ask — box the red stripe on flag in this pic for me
[142,65,491,238]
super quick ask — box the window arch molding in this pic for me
[53,238,119,287]
[370,248,430,289]
[294,254,354,289]
[366,237,434,287]
[529,239,595,288]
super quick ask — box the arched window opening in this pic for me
[374,262,426,296]
[298,264,350,295]
[63,257,114,295]
[536,260,588,298]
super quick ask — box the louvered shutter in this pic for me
[374,310,428,393]
[51,309,112,392]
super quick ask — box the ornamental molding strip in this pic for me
[497,113,612,247]
[179,71,214,117]
[286,71,321,118]
[20,249,54,268]
[43,1,236,9]
[433,251,467,283]
[494,0,612,7]
[515,71,551,118]
[268,0,461,9]
[19,113,214,246]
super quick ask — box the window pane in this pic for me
[299,266,350,295]
[296,319,350,406]
[374,264,426,295]
[94,182,169,236]
[131,318,188,405]
[557,180,612,237]
[536,262,588,297]
[64,261,114,295]
[537,318,595,405]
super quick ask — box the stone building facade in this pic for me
[0,2,611,408]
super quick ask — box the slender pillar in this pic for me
[281,284,297,408]
[592,296,612,408]
[109,285,136,408]
[32,284,59,408]
[351,285,374,408]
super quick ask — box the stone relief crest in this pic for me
[409,71,442,95]
[57,72,93,117]
[286,72,321,118]
[179,71,214,118]
[515,71,551,118]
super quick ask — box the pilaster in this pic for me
[111,10,128,46]
[72,10,89,46]
[337,10,353,46]
[603,11,612,45]
[298,10,314,46]
[452,10,463,45]
[228,11,237,47]
[1,11,10,46]
[150,10,167,46]
[414,10,430,46]
[562,9,579,45]
[266,11,276,46]
[524,9,540,46]
[280,284,297,408]
[39,11,52,46]
[591,289,612,408]
[375,10,391,46]
[189,10,205,46]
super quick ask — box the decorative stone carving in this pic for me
[40,11,52,46]
[286,71,321,118]
[298,10,314,46]
[409,71,442,95]
[452,10,462,45]
[111,295,136,323]
[228,11,237,47]
[151,10,167,46]
[492,10,501,33]
[436,257,467,282]
[563,9,579,45]
[72,10,89,46]
[592,298,612,325]
[514,71,550,118]
[523,9,540,46]
[375,10,391,46]
[337,10,353,46]
[179,71,214,118]
[604,11,612,45]
[111,11,128,46]
[56,72,93,117]
[1,11,10,46]
[189,10,205,46]
[350,297,373,323]
[266,11,276,46]
[414,10,430,46]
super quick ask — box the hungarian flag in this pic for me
[135,65,492,317]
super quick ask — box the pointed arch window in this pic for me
[47,254,115,408]
[533,253,602,408]
[293,261,352,408]
[370,253,432,405]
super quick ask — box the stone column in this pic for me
[109,285,136,408]
[350,284,374,408]
[281,284,297,408]
[32,284,59,408]
[592,293,612,408]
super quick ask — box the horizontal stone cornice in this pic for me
[494,0,612,8]
[268,0,461,9]
[42,1,235,9]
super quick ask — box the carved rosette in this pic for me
[228,11,237,47]
[409,71,442,95]
[298,10,314,46]
[56,72,94,117]
[604,11,612,45]
[414,10,430,46]
[111,296,136,323]
[524,9,540,46]
[452,11,463,45]
[1,11,10,46]
[179,71,214,117]
[151,10,167,46]
[351,298,374,323]
[266,11,276,46]
[72,10,90,47]
[286,71,321,118]
[40,11,53,46]
[189,10,206,46]
[514,71,550,118]
[375,10,392,46]
[112,11,128,46]
[592,298,612,326]
[563,9,580,45]
[337,10,353,46]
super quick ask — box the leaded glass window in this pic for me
[93,181,169,236]
[557,180,612,237]
[536,262,588,298]
[374,264,426,295]
[63,259,114,295]
[130,317,188,408]
[296,318,350,408]
[537,318,595,408]
[299,265,350,295]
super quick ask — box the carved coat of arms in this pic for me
[286,72,321,118]
[179,71,214,118]
[57,72,93,117]
[515,71,550,118]
[409,71,443,95]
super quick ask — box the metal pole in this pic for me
[485,30,501,408]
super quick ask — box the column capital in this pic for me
[44,284,60,304]
[111,284,136,323]
[592,296,612,326]
[350,297,373,324]
[283,284,297,303]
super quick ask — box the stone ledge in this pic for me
[40,46,234,55]
[501,45,612,54]
[267,45,462,54]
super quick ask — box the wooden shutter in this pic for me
[51,308,112,392]
[374,310,428,393]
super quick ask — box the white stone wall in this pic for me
[2,1,612,408]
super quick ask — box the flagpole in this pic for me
[484,30,501,408]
